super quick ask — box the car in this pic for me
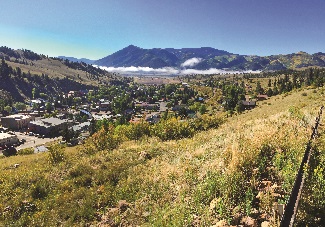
[28,132,34,136]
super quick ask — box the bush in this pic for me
[151,117,194,141]
[48,144,65,164]
[2,147,17,157]
[91,125,120,151]
[17,148,34,155]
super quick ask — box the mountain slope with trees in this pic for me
[0,46,117,102]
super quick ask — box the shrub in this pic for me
[91,125,120,151]
[17,148,34,155]
[48,144,65,164]
[151,117,194,141]
[31,180,49,200]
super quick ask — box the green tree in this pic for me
[235,101,244,113]
[199,104,207,115]
[4,105,12,113]
[255,81,263,94]
[45,102,52,113]
[14,102,27,112]
[32,88,37,99]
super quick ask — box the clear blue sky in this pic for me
[0,0,324,59]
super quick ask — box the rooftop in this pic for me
[2,114,32,120]
[30,117,68,128]
[0,133,17,140]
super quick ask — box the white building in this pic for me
[0,133,19,147]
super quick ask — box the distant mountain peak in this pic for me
[125,44,141,50]
[58,56,95,64]
[93,45,325,71]
[296,51,308,55]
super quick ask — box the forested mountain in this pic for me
[95,45,325,71]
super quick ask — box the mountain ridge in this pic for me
[58,56,95,65]
[94,45,325,71]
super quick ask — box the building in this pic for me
[257,95,269,101]
[0,133,19,147]
[241,100,256,110]
[28,117,72,136]
[71,122,90,133]
[1,114,35,130]
[99,101,111,111]
[135,102,159,111]
[80,109,92,119]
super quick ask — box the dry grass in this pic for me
[1,87,324,226]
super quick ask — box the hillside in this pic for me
[95,45,325,71]
[0,46,116,101]
[0,85,324,226]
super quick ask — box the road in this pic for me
[15,132,62,150]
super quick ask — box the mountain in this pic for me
[0,46,115,101]
[58,56,95,65]
[95,45,325,71]
[95,45,179,68]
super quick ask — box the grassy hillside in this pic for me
[0,87,324,226]
[0,47,117,101]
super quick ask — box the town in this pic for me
[0,73,272,156]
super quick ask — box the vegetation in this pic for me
[2,45,325,226]
[1,84,325,226]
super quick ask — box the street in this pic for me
[16,132,62,150]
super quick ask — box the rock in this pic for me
[213,220,228,227]
[240,216,257,227]
[139,151,151,160]
[261,221,270,227]
[117,200,130,213]
[209,198,221,211]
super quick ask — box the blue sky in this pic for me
[0,0,324,59]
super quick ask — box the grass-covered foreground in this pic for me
[1,87,325,226]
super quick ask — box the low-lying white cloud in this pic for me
[94,65,261,75]
[181,58,203,67]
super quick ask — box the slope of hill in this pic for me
[1,85,324,226]
[0,46,115,101]
[95,45,325,71]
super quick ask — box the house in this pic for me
[257,95,269,101]
[1,114,35,130]
[0,133,19,148]
[124,109,134,115]
[71,122,90,133]
[92,114,113,121]
[172,105,188,111]
[68,91,76,98]
[135,102,159,111]
[99,101,111,111]
[80,109,92,119]
[30,98,45,107]
[241,100,256,110]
